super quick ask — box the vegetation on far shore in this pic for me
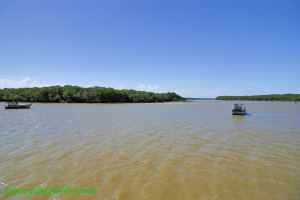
[0,85,185,103]
[216,94,300,101]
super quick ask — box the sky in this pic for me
[0,0,299,97]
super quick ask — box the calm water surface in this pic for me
[0,101,300,200]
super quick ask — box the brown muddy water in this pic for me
[0,101,299,200]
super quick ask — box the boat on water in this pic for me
[4,102,32,109]
[232,103,246,115]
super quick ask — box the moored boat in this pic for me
[4,102,32,109]
[232,103,246,115]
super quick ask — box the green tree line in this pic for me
[0,85,185,103]
[216,94,300,101]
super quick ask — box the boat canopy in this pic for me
[233,103,245,110]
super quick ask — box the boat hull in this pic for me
[232,110,246,115]
[5,104,32,109]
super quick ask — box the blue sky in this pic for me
[0,0,299,97]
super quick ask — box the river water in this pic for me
[0,101,299,200]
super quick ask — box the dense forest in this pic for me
[216,94,300,101]
[0,85,185,103]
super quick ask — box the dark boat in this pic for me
[232,103,246,115]
[5,102,32,109]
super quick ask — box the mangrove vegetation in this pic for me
[0,85,185,103]
[216,94,300,101]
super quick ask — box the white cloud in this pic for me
[0,79,183,95]
[0,77,46,89]
[136,84,161,92]
[116,85,125,90]
[136,84,182,94]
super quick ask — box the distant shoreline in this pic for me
[0,85,185,103]
[0,101,186,104]
[216,94,300,101]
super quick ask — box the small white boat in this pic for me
[5,102,32,109]
[232,103,246,115]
